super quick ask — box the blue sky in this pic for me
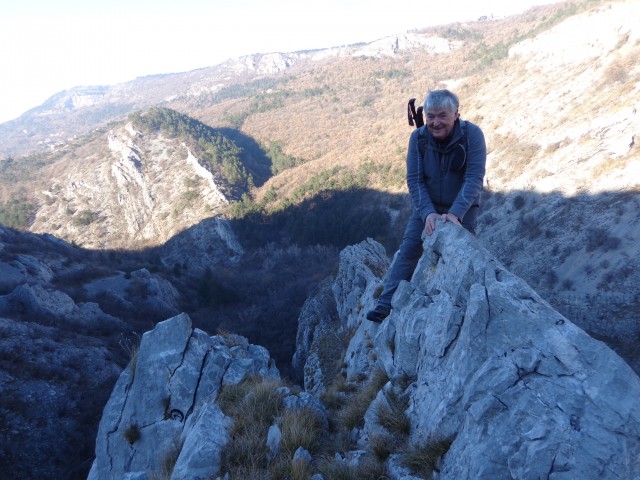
[0,0,558,123]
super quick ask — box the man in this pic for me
[366,89,486,323]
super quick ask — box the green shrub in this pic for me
[72,210,99,226]
[0,199,36,228]
[438,26,483,41]
[265,142,306,175]
[472,41,510,68]
[181,190,199,202]
[374,69,411,80]
[586,227,621,252]
[302,86,329,97]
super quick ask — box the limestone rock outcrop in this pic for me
[330,223,640,479]
[28,123,247,268]
[88,312,279,480]
[291,277,340,387]
[291,238,389,396]
[83,267,181,321]
[90,222,640,479]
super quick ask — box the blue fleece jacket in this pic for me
[406,119,486,225]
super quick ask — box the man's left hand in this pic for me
[442,213,461,225]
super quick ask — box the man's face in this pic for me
[425,107,458,141]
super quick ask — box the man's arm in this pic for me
[406,127,436,222]
[448,123,487,221]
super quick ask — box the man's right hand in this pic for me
[424,213,440,236]
[424,212,461,236]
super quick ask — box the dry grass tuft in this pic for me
[148,444,182,480]
[222,427,268,472]
[368,433,397,461]
[218,375,284,431]
[401,437,453,477]
[266,455,320,480]
[376,389,410,437]
[316,454,386,480]
[279,407,325,456]
[338,367,389,431]
[118,333,141,377]
[219,375,287,475]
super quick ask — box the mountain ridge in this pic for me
[86,225,640,479]
[1,2,640,477]
[1,0,638,344]
[1,0,638,373]
[0,30,462,159]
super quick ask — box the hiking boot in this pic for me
[366,304,391,323]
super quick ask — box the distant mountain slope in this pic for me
[1,2,640,478]
[1,108,267,251]
[471,0,640,367]
[0,31,457,159]
[0,0,638,365]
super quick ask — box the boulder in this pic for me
[83,268,181,318]
[1,283,78,319]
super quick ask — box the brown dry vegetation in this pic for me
[175,0,616,215]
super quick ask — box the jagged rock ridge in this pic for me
[88,312,272,479]
[327,224,640,478]
[91,222,640,479]
[88,312,324,480]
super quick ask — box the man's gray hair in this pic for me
[424,89,459,113]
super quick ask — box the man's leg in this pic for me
[366,211,424,322]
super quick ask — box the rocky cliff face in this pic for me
[87,312,279,480]
[0,225,184,479]
[330,223,640,478]
[31,123,241,255]
[90,222,640,479]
